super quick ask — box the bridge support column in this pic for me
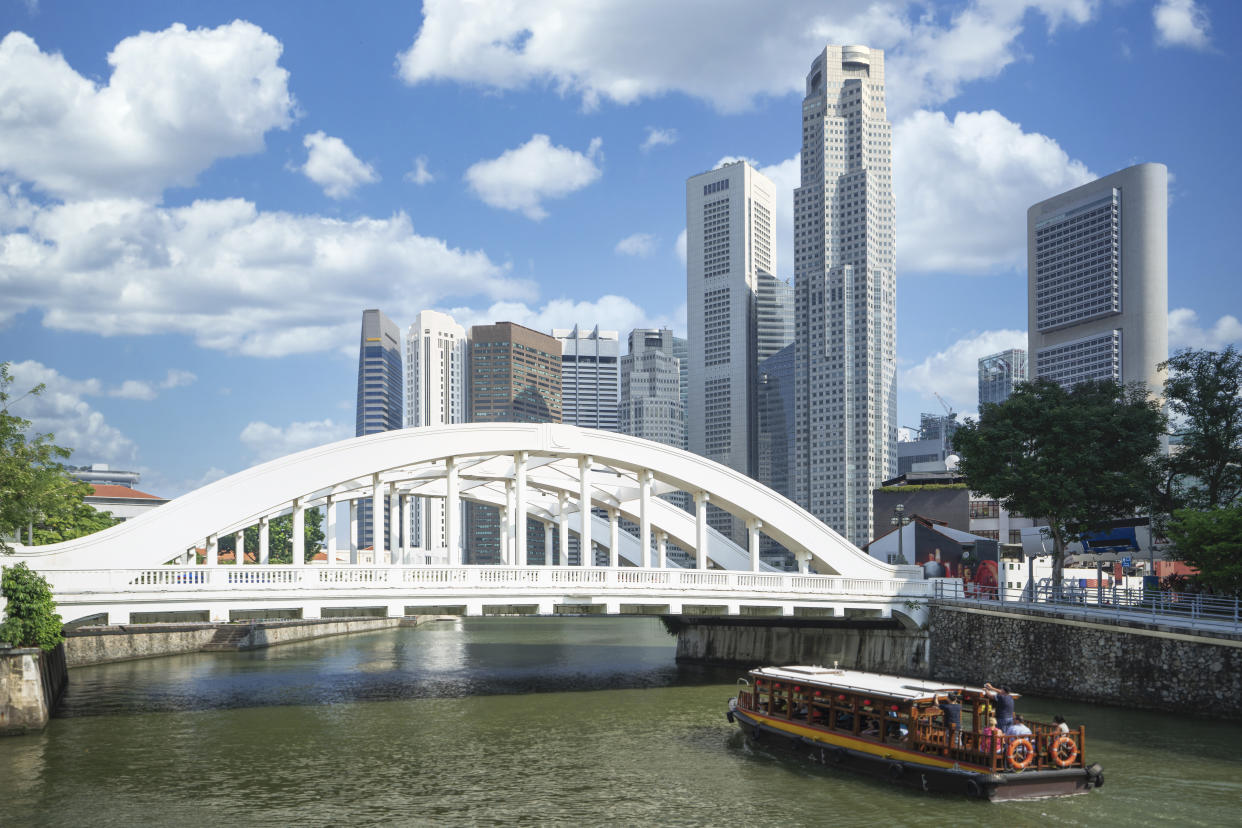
[371,474,384,566]
[260,516,270,565]
[348,501,358,565]
[579,455,592,566]
[695,492,709,570]
[446,458,459,566]
[515,452,528,566]
[796,550,811,574]
[544,521,553,564]
[557,492,569,566]
[236,528,245,566]
[500,505,510,565]
[206,534,218,567]
[504,478,516,565]
[326,496,337,566]
[657,531,667,569]
[748,519,762,572]
[388,483,400,566]
[388,603,404,618]
[639,470,652,568]
[107,609,130,625]
[608,508,619,568]
[401,493,411,565]
[292,498,305,567]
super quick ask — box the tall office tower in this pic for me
[686,160,777,541]
[978,348,1028,407]
[466,322,562,564]
[793,44,897,548]
[405,310,467,552]
[1028,163,1169,392]
[757,273,795,362]
[621,328,686,450]
[554,325,620,431]
[757,343,796,568]
[356,309,404,550]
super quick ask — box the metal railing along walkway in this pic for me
[933,580,1242,635]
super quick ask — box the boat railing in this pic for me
[923,724,1086,773]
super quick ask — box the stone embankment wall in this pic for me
[1,643,68,735]
[929,604,1242,720]
[673,619,930,676]
[65,617,405,667]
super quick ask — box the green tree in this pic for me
[32,500,120,545]
[1164,505,1242,596]
[218,508,325,564]
[1,362,94,552]
[0,562,64,650]
[952,378,1165,587]
[1156,347,1242,514]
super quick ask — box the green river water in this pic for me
[3,617,1240,827]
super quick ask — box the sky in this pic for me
[1,0,1240,498]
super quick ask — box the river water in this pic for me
[3,618,1240,827]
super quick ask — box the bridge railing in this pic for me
[42,566,934,600]
[932,579,1242,634]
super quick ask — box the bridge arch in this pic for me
[14,423,912,581]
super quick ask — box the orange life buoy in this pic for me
[1007,736,1035,771]
[1049,734,1078,767]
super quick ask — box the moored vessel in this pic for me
[727,665,1103,800]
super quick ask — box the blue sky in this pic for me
[1,0,1239,497]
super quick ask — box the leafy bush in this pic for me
[0,562,64,651]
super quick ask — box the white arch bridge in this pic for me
[11,424,930,627]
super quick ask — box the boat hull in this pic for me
[728,708,1102,801]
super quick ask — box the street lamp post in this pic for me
[890,504,911,565]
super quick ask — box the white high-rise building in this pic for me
[1027,163,1168,393]
[686,160,777,479]
[405,310,466,553]
[793,44,897,548]
[554,325,620,431]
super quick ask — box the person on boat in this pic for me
[860,716,880,737]
[980,716,1003,754]
[935,692,963,746]
[1053,715,1069,734]
[1004,715,1033,737]
[982,682,1020,729]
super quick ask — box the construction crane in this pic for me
[933,392,954,417]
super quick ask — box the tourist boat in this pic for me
[726,665,1104,800]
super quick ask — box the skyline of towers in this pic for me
[621,328,687,451]
[1028,162,1169,393]
[555,325,620,431]
[792,44,897,548]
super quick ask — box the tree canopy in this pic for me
[1165,505,1242,596]
[1,362,103,552]
[218,508,325,564]
[1157,346,1242,514]
[952,377,1165,585]
[0,562,64,651]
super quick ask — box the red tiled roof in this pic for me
[89,484,164,500]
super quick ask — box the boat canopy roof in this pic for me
[750,666,986,703]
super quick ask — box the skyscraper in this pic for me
[621,328,686,451]
[793,44,897,548]
[757,342,796,568]
[978,348,1028,407]
[356,308,403,550]
[466,322,562,564]
[686,160,777,542]
[1028,163,1168,392]
[757,272,794,363]
[406,310,467,552]
[554,325,620,431]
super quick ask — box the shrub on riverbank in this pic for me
[0,562,64,651]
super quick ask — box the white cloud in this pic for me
[299,131,379,199]
[160,369,197,389]
[0,22,294,201]
[139,465,229,499]
[0,193,529,357]
[894,109,1093,273]
[1168,308,1242,351]
[397,1,1099,116]
[1153,0,1211,50]
[902,329,1027,412]
[675,229,687,265]
[641,127,678,151]
[109,380,157,401]
[404,155,435,185]
[615,233,655,257]
[240,418,353,464]
[464,134,603,220]
[446,294,680,337]
[4,360,137,464]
